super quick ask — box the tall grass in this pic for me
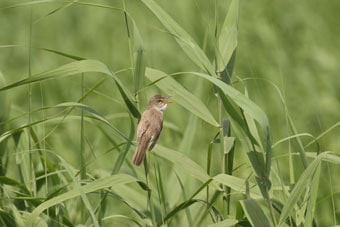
[0,0,340,226]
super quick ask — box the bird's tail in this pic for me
[133,136,150,166]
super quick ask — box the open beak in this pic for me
[162,96,174,104]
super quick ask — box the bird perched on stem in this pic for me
[132,94,173,166]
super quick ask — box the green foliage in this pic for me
[240,199,271,227]
[0,0,339,226]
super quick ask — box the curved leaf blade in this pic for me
[217,0,239,72]
[153,145,212,183]
[213,174,262,199]
[26,174,138,226]
[141,0,215,76]
[174,71,272,177]
[207,218,238,227]
[0,59,140,118]
[278,152,340,224]
[240,199,272,227]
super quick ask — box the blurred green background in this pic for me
[0,0,339,226]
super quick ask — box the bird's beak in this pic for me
[162,96,174,104]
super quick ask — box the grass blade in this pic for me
[141,0,215,76]
[0,72,9,176]
[213,174,262,199]
[153,145,212,184]
[101,214,142,227]
[175,174,193,226]
[158,179,212,226]
[40,47,86,60]
[278,152,340,225]
[240,199,272,227]
[0,59,141,119]
[217,0,239,72]
[112,115,135,174]
[217,89,258,146]
[305,164,321,227]
[0,60,111,91]
[0,176,30,195]
[287,115,309,168]
[0,103,132,145]
[1,0,60,9]
[206,218,238,227]
[34,0,79,24]
[305,121,340,148]
[26,174,138,226]
[173,71,272,177]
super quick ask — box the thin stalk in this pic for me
[214,0,230,216]
[28,8,36,196]
[79,73,86,223]
[206,142,213,211]
[327,163,336,225]
[154,161,167,226]
[196,191,221,225]
[265,188,277,227]
[218,100,225,176]
[95,116,135,220]
[214,0,218,39]
[144,155,157,226]
[288,115,308,169]
[121,0,142,114]
[288,140,295,185]
[121,0,135,95]
[175,173,194,226]
[278,61,296,185]
[218,97,228,216]
[122,3,133,69]
[240,110,277,226]
[225,140,235,215]
[80,73,86,179]
[39,83,49,218]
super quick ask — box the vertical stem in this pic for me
[206,142,213,210]
[225,140,235,215]
[265,189,277,226]
[214,0,229,216]
[79,74,86,223]
[214,0,218,39]
[121,0,141,120]
[218,100,225,174]
[39,83,49,217]
[122,2,134,70]
[144,155,156,226]
[28,8,36,196]
[154,161,167,225]
[327,163,336,225]
[241,111,277,226]
[80,73,86,179]
[288,140,295,185]
[121,0,136,95]
[218,93,229,216]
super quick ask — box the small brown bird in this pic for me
[132,94,173,166]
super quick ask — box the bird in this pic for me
[132,94,173,166]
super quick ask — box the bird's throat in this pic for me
[160,103,167,112]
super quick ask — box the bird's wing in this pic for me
[148,110,163,151]
[148,123,162,151]
[136,111,151,142]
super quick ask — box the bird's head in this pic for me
[149,94,173,112]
